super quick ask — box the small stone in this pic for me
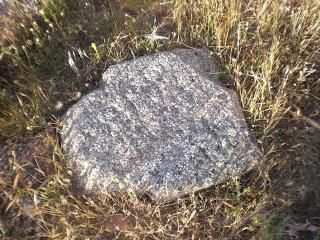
[61,48,261,201]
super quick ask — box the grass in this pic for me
[0,0,319,239]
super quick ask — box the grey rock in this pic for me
[61,48,261,201]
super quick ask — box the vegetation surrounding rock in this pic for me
[0,0,319,239]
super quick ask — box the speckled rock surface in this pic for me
[61,48,261,201]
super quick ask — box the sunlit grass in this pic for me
[174,0,320,138]
[0,0,319,239]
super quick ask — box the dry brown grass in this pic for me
[174,0,320,137]
[0,0,320,239]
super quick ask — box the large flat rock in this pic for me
[61,49,261,201]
